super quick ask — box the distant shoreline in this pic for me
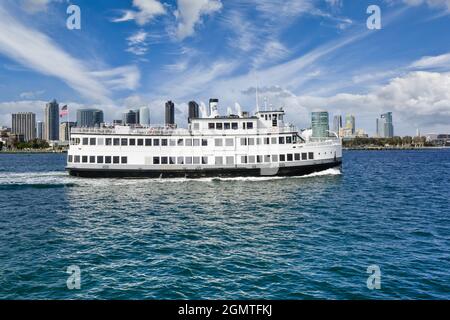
[344,146,449,151]
[0,150,67,154]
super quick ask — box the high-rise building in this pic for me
[345,114,355,136]
[188,101,199,123]
[139,107,150,125]
[36,121,44,140]
[11,112,36,142]
[44,99,59,141]
[333,115,342,136]
[311,111,329,138]
[122,110,139,125]
[165,101,175,126]
[76,108,104,127]
[59,122,76,142]
[376,112,394,138]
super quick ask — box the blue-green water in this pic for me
[0,150,449,299]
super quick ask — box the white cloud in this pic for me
[402,0,450,11]
[19,90,45,99]
[113,0,166,25]
[252,40,289,68]
[19,0,60,13]
[126,30,149,56]
[174,0,222,40]
[411,53,450,69]
[0,5,140,103]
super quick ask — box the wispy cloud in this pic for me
[113,0,167,25]
[0,5,139,103]
[126,30,149,56]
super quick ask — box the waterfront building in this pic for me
[113,120,123,126]
[333,115,342,136]
[60,122,76,142]
[11,112,36,142]
[311,111,329,138]
[76,108,104,128]
[345,114,355,136]
[139,107,150,126]
[44,99,60,141]
[376,112,394,138]
[165,101,175,126]
[188,101,199,123]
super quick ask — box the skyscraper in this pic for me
[122,110,139,125]
[36,121,44,140]
[76,108,104,127]
[139,107,150,125]
[59,122,76,142]
[44,99,59,141]
[188,101,199,123]
[11,112,36,142]
[165,101,175,126]
[333,115,342,136]
[345,114,355,136]
[376,112,394,138]
[311,111,329,138]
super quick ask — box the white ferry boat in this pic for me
[66,100,342,178]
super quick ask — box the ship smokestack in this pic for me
[209,98,219,118]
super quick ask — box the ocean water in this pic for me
[0,150,449,300]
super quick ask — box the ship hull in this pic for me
[67,159,342,178]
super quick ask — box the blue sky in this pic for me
[1,0,450,135]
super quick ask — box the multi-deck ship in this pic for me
[66,99,342,178]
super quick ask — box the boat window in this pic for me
[177,156,184,165]
[97,156,104,164]
[82,138,89,145]
[256,138,261,145]
[243,122,246,129]
[90,138,96,145]
[161,139,167,146]
[185,139,193,146]
[216,123,223,130]
[248,138,255,145]
[129,139,135,146]
[113,156,120,164]
[145,139,152,146]
[225,138,234,147]
[256,155,262,163]
[121,157,127,164]
[161,157,168,164]
[153,139,160,146]
[224,123,230,130]
[113,138,120,146]
[215,157,223,165]
[185,157,193,164]
[295,153,300,161]
[248,156,255,164]
[74,156,80,163]
[247,122,253,129]
[153,157,160,164]
[286,136,292,144]
[287,154,293,161]
[232,122,238,130]
[89,156,95,163]
[105,156,112,164]
[193,123,200,130]
[264,155,271,163]
[202,156,208,164]
[271,137,277,144]
[302,153,307,160]
[170,157,176,164]
[264,137,270,145]
[240,138,247,146]
[272,155,278,162]
[214,139,223,147]
[97,138,104,146]
[68,155,73,162]
[82,156,88,163]
[106,138,112,146]
[193,157,200,165]
[226,156,234,165]
[308,152,314,160]
[241,156,247,164]
[169,139,176,146]
[137,139,144,146]
[177,139,184,146]
[208,123,215,129]
[279,137,285,144]
[280,154,286,162]
[121,138,128,146]
[202,139,208,146]
[193,139,200,146]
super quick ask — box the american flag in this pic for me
[59,105,68,118]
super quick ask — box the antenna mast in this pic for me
[255,82,260,113]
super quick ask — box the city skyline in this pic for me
[0,1,450,136]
